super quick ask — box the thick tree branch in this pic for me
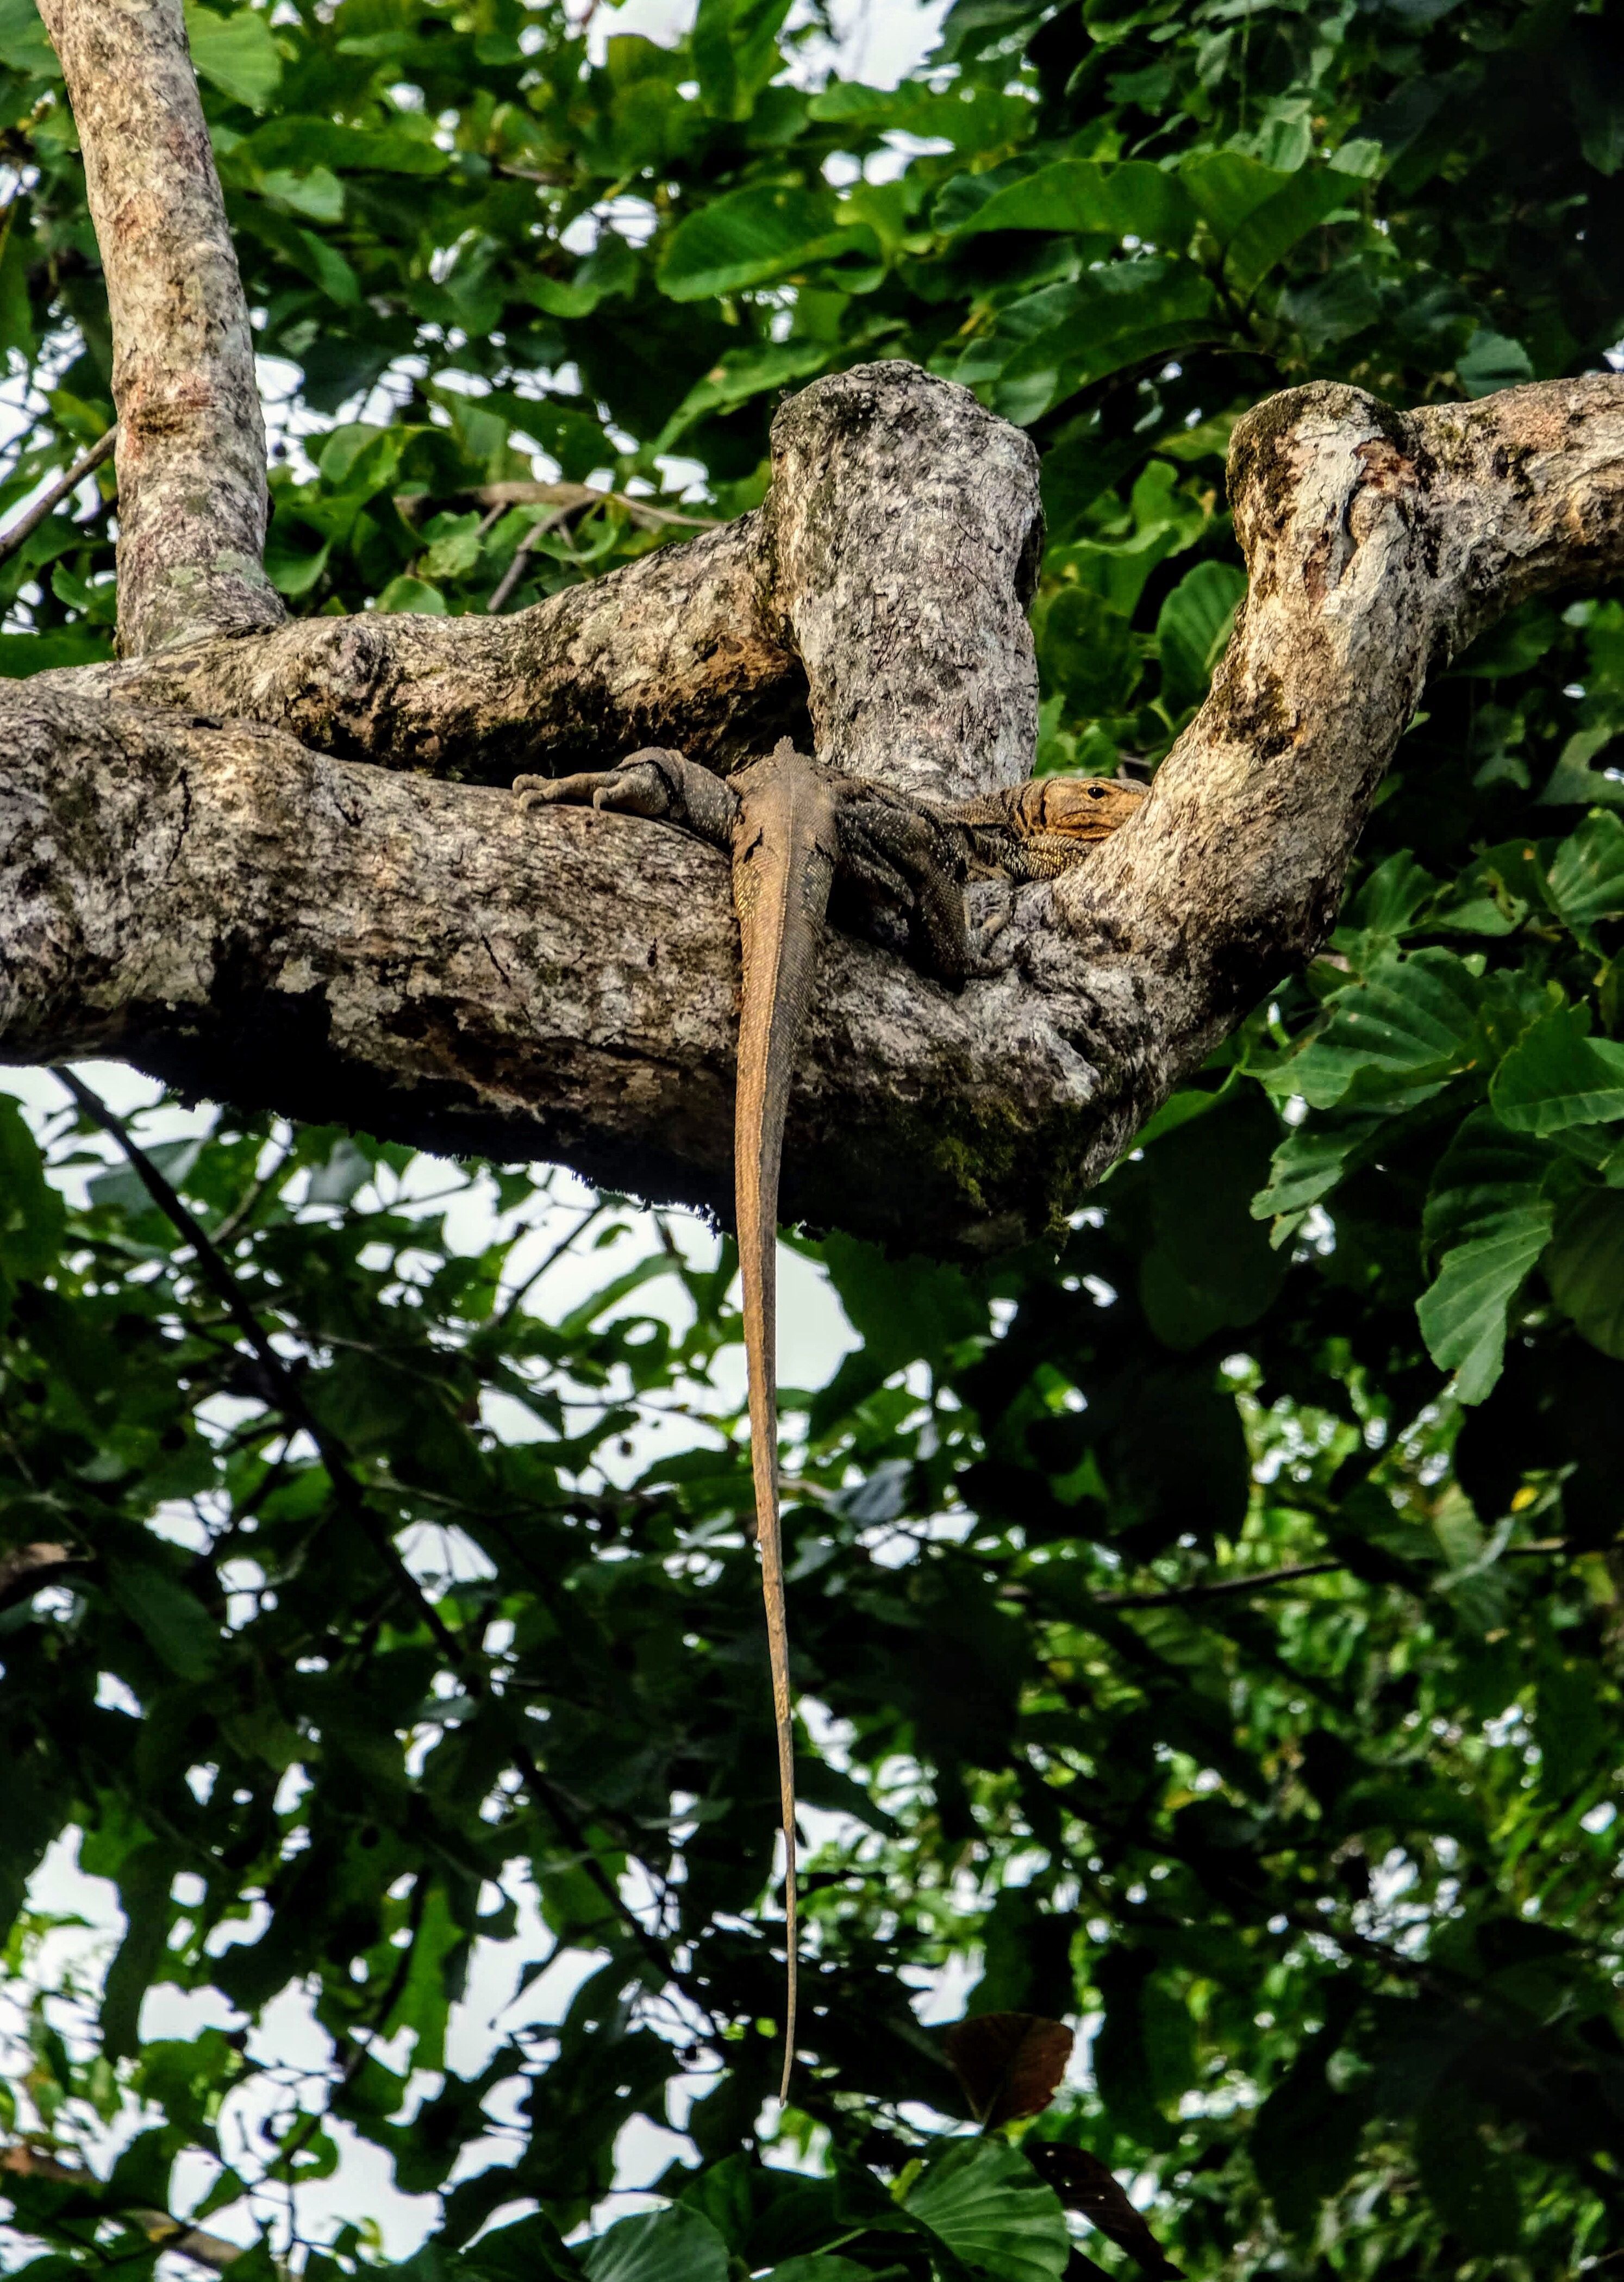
[5,354,1622,1258]
[62,364,1040,805]
[38,0,283,653]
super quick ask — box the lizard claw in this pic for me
[514,759,679,818]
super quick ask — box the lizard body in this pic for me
[516,741,1145,2099]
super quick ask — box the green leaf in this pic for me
[0,0,57,78]
[1138,1090,1288,1346]
[1251,1109,1385,1229]
[374,575,448,615]
[659,185,876,301]
[903,2140,1070,2282]
[1414,2086,1521,2254]
[1267,949,1484,1109]
[1220,168,1355,297]
[1179,152,1354,294]
[980,259,1218,426]
[583,2205,730,2282]
[1251,2038,1370,2234]
[760,2263,876,2281]
[1455,328,1534,399]
[1546,809,1624,937]
[1421,1111,1554,1254]
[691,0,793,122]
[946,158,1195,246]
[1416,1205,1553,1404]
[1489,1005,1624,1135]
[1536,726,1624,807]
[462,2212,586,2281]
[101,1842,174,2061]
[657,337,835,448]
[1155,559,1245,713]
[1038,583,1139,715]
[1545,1188,1624,1358]
[105,1556,222,1681]
[0,1094,66,1283]
[184,4,282,109]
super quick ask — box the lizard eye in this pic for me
[1089,783,1106,798]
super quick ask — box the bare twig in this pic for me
[0,2143,258,2274]
[0,1540,90,1612]
[0,426,116,567]
[54,1070,728,2037]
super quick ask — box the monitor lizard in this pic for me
[515,739,1146,2099]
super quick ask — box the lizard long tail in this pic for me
[732,764,837,2106]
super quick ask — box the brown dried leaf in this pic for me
[944,2011,1074,2128]
[1026,2143,1186,2279]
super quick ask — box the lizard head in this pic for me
[1026,774,1149,843]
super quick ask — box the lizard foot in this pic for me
[514,750,740,849]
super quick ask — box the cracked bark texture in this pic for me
[8,0,1624,1249]
[38,0,284,654]
[4,372,1623,1251]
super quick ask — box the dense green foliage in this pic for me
[2,0,1624,2275]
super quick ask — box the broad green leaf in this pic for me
[1536,725,1624,808]
[903,2140,1070,2282]
[1422,1111,1554,1253]
[0,0,56,79]
[1489,1005,1624,1134]
[691,0,793,121]
[947,158,1195,246]
[1251,1110,1386,1229]
[658,337,836,448]
[105,1556,222,1681]
[1266,949,1484,1109]
[584,2205,730,2282]
[1415,2086,1521,2254]
[1155,559,1245,713]
[659,185,877,300]
[462,2212,586,2281]
[1546,809,1624,937]
[760,2264,877,2281]
[374,575,448,615]
[1179,150,1292,243]
[1545,1189,1624,1358]
[184,4,282,109]
[1456,328,1534,398]
[982,258,1219,426]
[101,1842,175,2062]
[242,116,448,176]
[0,1094,66,1281]
[1038,583,1139,715]
[1416,1205,1553,1404]
[1138,1090,1287,1345]
[811,79,1032,154]
[1221,169,1356,297]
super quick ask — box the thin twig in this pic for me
[485,505,572,614]
[0,2144,257,2275]
[55,1071,726,2036]
[1097,1559,1344,1607]
[0,426,116,567]
[1092,1537,1581,1610]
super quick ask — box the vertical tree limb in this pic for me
[38,0,284,655]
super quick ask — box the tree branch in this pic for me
[0,426,116,568]
[37,0,283,653]
[5,373,1623,1250]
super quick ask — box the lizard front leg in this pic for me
[515,746,741,852]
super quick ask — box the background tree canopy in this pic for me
[2,0,1623,2275]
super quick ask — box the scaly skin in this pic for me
[516,741,1146,2099]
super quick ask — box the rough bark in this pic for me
[37,0,283,654]
[9,2,1624,1250]
[4,372,1622,1251]
[60,364,1040,805]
